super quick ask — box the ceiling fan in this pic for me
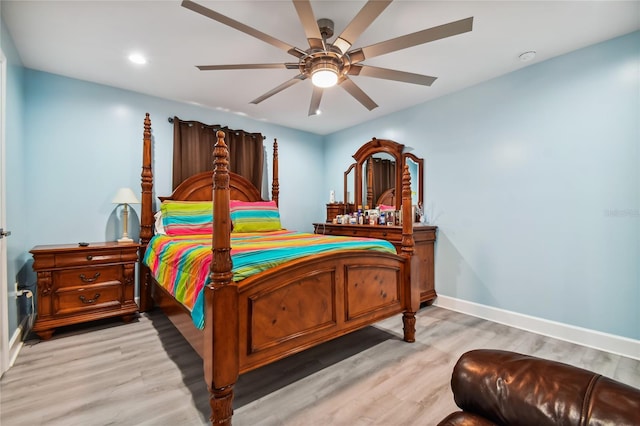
[182,0,473,116]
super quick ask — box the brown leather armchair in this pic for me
[438,349,640,426]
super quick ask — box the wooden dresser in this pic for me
[313,223,437,303]
[30,242,139,339]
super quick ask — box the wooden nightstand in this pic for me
[30,242,139,339]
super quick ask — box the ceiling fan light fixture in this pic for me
[311,60,339,88]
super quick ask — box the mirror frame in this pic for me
[403,152,424,208]
[352,138,404,210]
[343,163,356,207]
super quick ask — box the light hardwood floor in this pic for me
[1,306,639,425]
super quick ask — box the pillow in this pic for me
[229,200,281,232]
[154,211,166,235]
[160,200,213,236]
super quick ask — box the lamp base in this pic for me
[117,237,134,244]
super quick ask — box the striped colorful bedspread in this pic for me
[143,230,396,329]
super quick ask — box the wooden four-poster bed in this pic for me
[137,113,420,425]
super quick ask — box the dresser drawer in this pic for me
[53,281,122,316]
[53,265,122,289]
[321,225,401,242]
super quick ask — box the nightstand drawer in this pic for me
[54,250,125,268]
[54,265,122,288]
[53,281,122,316]
[31,248,133,270]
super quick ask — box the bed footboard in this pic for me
[237,250,408,372]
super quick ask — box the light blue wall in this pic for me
[1,15,29,337]
[325,32,640,340]
[4,63,324,339]
[23,70,325,248]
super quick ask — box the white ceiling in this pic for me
[3,1,639,135]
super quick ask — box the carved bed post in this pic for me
[139,113,154,312]
[272,138,279,206]
[401,164,418,343]
[366,157,373,208]
[205,130,239,426]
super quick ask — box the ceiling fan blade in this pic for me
[348,65,437,86]
[250,75,306,104]
[308,86,323,116]
[333,0,392,55]
[339,78,378,111]
[352,17,473,62]
[292,0,324,50]
[182,0,306,58]
[197,64,290,71]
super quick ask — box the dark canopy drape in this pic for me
[172,117,264,191]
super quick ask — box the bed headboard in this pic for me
[138,113,279,312]
[158,171,263,202]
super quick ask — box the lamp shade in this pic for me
[112,187,140,205]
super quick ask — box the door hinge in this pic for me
[0,228,11,239]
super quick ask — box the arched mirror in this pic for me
[353,138,404,211]
[330,138,424,223]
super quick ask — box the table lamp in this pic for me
[112,187,140,243]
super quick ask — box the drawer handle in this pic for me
[79,293,101,304]
[86,255,93,261]
[382,232,388,237]
[79,272,101,283]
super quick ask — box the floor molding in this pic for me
[434,295,640,361]
[7,316,28,369]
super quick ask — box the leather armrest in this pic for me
[449,349,640,426]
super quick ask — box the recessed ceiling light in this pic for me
[315,109,322,115]
[519,51,536,62]
[128,53,147,65]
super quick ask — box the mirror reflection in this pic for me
[363,153,396,208]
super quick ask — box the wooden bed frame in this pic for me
[137,113,420,425]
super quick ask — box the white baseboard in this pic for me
[7,316,29,369]
[434,295,640,361]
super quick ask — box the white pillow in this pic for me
[154,211,166,235]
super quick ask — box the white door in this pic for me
[0,49,9,376]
